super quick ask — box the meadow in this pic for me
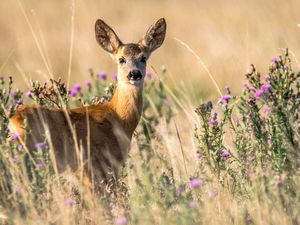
[1,0,300,224]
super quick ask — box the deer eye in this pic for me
[141,57,147,63]
[119,57,126,64]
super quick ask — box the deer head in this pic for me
[95,18,166,86]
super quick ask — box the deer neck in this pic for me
[110,82,143,136]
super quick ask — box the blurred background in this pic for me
[1,0,300,101]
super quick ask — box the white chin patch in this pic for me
[129,80,141,85]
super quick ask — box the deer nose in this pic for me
[127,70,142,81]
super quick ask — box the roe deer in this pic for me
[9,18,166,187]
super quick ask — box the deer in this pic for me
[9,18,167,189]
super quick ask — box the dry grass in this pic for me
[1,1,300,225]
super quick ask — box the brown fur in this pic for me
[9,18,166,188]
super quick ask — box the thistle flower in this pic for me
[11,133,21,141]
[188,200,198,208]
[176,185,185,196]
[97,72,107,79]
[35,142,46,150]
[25,91,32,98]
[35,163,44,170]
[15,187,21,193]
[146,71,152,78]
[12,156,18,163]
[249,86,256,92]
[73,84,82,92]
[264,75,270,81]
[262,83,271,91]
[275,177,283,187]
[69,89,77,97]
[208,190,217,198]
[115,217,127,225]
[86,80,92,88]
[255,89,264,99]
[189,178,203,189]
[221,94,231,101]
[220,149,230,158]
[195,150,202,160]
[64,198,76,206]
[271,56,279,63]
[208,118,218,126]
[16,100,22,105]
[112,74,118,81]
[264,106,271,115]
[164,99,172,106]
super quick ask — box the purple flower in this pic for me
[271,56,279,63]
[189,178,203,189]
[246,215,254,224]
[267,139,272,145]
[176,186,185,196]
[264,106,271,115]
[221,94,231,101]
[275,178,283,187]
[112,74,118,81]
[17,144,24,152]
[207,190,217,198]
[283,66,289,71]
[38,93,44,99]
[35,163,44,170]
[12,156,18,163]
[73,84,81,92]
[220,149,230,158]
[246,171,253,179]
[69,89,77,97]
[16,100,22,106]
[249,86,256,92]
[86,80,92,89]
[242,83,248,89]
[195,151,202,160]
[115,217,127,225]
[262,84,271,91]
[146,71,152,78]
[15,187,21,193]
[35,142,46,150]
[255,89,264,99]
[0,76,3,81]
[225,86,230,91]
[25,91,32,98]
[97,72,107,79]
[208,119,218,126]
[164,99,172,106]
[11,133,21,141]
[64,198,76,206]
[264,75,270,81]
[188,200,198,208]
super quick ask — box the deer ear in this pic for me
[140,18,166,54]
[95,19,123,54]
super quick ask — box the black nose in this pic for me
[127,70,142,81]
